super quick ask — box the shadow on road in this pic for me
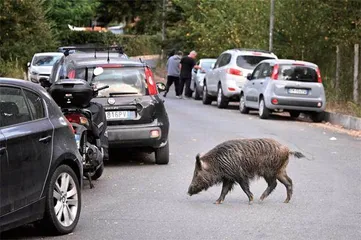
[106,148,156,167]
[0,223,50,239]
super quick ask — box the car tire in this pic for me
[155,141,169,165]
[289,111,301,119]
[194,84,201,100]
[91,163,104,180]
[43,164,81,235]
[239,93,249,114]
[202,84,212,105]
[258,97,270,119]
[310,111,325,123]
[217,85,229,109]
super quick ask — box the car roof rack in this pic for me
[60,45,125,63]
[233,48,273,54]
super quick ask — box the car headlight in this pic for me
[31,71,39,75]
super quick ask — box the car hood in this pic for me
[30,66,53,74]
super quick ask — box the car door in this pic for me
[245,63,264,108]
[0,86,53,214]
[256,63,272,97]
[190,61,200,91]
[0,130,10,216]
[217,53,232,88]
[207,55,224,94]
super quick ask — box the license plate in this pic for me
[106,111,133,120]
[288,88,308,95]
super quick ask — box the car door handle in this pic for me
[252,82,255,85]
[0,147,6,155]
[260,82,263,85]
[39,135,52,143]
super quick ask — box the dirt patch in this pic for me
[306,121,361,138]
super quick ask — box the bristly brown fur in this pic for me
[188,138,304,204]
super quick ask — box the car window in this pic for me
[219,53,231,67]
[74,67,147,96]
[24,90,45,120]
[251,64,264,80]
[214,55,223,69]
[259,63,271,78]
[278,64,318,82]
[201,61,216,71]
[32,55,62,66]
[0,87,32,127]
[236,56,275,70]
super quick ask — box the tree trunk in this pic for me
[353,44,359,103]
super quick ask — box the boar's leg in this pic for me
[260,176,277,201]
[277,171,293,203]
[215,179,234,204]
[237,179,254,204]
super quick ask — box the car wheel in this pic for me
[217,85,229,109]
[310,111,325,123]
[155,141,169,165]
[202,84,212,105]
[289,111,301,119]
[239,93,249,114]
[91,163,104,180]
[194,84,201,100]
[259,97,270,119]
[43,165,81,235]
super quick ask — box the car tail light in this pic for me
[316,68,322,83]
[150,129,160,138]
[271,64,279,80]
[271,98,278,105]
[65,113,89,126]
[64,117,75,134]
[228,87,236,91]
[227,68,243,76]
[145,67,158,95]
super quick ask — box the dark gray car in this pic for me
[0,78,82,235]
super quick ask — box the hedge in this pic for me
[59,31,162,56]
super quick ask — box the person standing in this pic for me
[179,50,202,99]
[164,51,183,97]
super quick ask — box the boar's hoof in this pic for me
[283,199,290,203]
[248,200,254,205]
[215,200,223,204]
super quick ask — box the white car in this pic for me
[190,58,217,100]
[27,52,63,83]
[203,49,278,108]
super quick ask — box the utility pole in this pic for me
[269,0,275,52]
[161,0,166,61]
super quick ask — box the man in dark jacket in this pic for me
[179,50,202,99]
[164,51,183,97]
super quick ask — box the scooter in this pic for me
[49,68,109,188]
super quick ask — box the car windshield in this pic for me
[74,67,147,96]
[237,56,275,69]
[32,55,62,66]
[201,61,216,71]
[278,64,318,82]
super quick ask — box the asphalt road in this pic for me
[2,90,361,240]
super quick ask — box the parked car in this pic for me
[27,52,63,83]
[239,59,326,122]
[47,52,170,164]
[190,58,217,100]
[203,49,278,108]
[0,78,82,234]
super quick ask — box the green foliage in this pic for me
[45,0,99,32]
[0,0,57,69]
[59,31,162,56]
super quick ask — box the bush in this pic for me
[59,31,162,56]
[0,59,25,79]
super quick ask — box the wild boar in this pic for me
[187,138,305,204]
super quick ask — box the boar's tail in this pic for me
[289,151,306,158]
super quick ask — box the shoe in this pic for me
[176,95,182,99]
[163,93,167,97]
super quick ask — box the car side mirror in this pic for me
[156,82,166,92]
[211,63,215,69]
[27,62,30,67]
[39,78,51,89]
[247,73,252,80]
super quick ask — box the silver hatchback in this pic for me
[239,59,326,122]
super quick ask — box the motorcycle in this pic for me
[49,67,109,188]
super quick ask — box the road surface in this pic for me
[2,90,361,240]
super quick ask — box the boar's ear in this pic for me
[196,153,209,170]
[196,153,202,169]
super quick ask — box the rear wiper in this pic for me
[109,92,139,96]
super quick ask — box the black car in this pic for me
[48,52,170,164]
[0,78,82,234]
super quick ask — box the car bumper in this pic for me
[222,77,247,98]
[265,96,326,112]
[107,122,166,148]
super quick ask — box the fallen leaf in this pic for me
[330,137,337,141]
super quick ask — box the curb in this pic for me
[324,112,361,131]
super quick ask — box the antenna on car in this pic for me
[107,46,110,63]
